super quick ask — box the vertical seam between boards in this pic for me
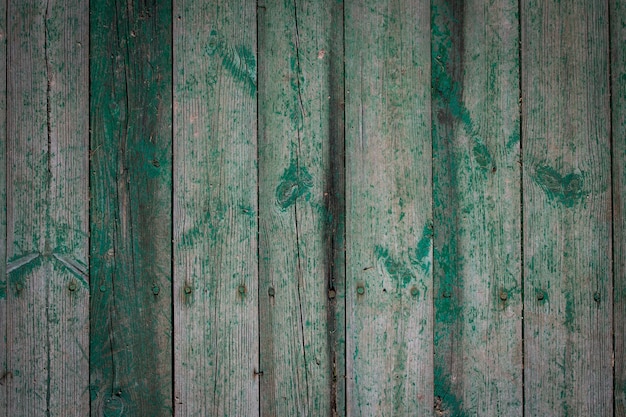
[170,0,176,414]
[607,0,615,415]
[255,0,261,414]
[518,0,525,416]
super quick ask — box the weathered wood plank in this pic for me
[612,0,626,413]
[0,0,6,413]
[90,1,173,415]
[431,0,523,415]
[258,0,344,415]
[173,1,258,415]
[521,0,613,415]
[345,1,433,415]
[6,1,89,415]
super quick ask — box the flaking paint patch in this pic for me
[434,365,469,417]
[275,159,313,210]
[206,30,256,96]
[375,245,414,288]
[533,165,585,207]
[0,281,6,299]
[410,221,433,273]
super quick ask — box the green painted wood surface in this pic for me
[521,0,613,415]
[6,0,89,415]
[90,1,173,415]
[257,0,344,415]
[612,0,626,413]
[172,1,258,415]
[0,0,6,413]
[431,0,523,415]
[345,1,433,415]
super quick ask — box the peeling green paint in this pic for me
[206,29,257,96]
[410,221,433,274]
[374,245,414,287]
[275,159,313,210]
[0,280,6,299]
[533,165,585,207]
[434,365,469,417]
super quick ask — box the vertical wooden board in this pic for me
[0,0,6,413]
[90,1,173,415]
[6,0,89,415]
[345,1,433,415]
[173,1,258,415]
[521,0,612,415]
[612,0,626,413]
[258,0,344,416]
[431,0,523,415]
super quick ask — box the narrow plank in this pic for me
[0,0,6,413]
[173,1,258,415]
[6,1,89,415]
[257,0,344,415]
[345,0,433,415]
[612,0,626,413]
[90,1,173,415]
[431,0,523,415]
[521,0,613,415]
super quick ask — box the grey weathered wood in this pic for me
[345,0,433,415]
[173,1,258,415]
[521,0,613,415]
[258,0,344,415]
[431,0,523,415]
[612,0,626,413]
[89,1,173,415]
[0,0,6,413]
[6,1,89,415]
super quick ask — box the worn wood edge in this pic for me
[611,0,626,413]
[0,0,6,412]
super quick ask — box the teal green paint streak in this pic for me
[533,165,585,207]
[431,5,494,171]
[275,159,313,210]
[410,221,433,274]
[374,245,414,287]
[0,280,5,299]
[206,30,256,96]
[434,365,470,417]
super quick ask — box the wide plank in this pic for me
[431,0,523,415]
[6,1,89,415]
[173,1,258,415]
[612,0,626,413]
[521,0,613,414]
[345,0,433,415]
[258,0,345,415]
[89,1,173,415]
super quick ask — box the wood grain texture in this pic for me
[431,0,523,415]
[90,1,173,415]
[6,0,89,415]
[0,0,6,413]
[258,0,344,415]
[345,1,433,415]
[173,1,258,415]
[612,0,626,413]
[521,0,613,415]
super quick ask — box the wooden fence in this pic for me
[0,0,623,416]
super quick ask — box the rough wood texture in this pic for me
[521,0,613,415]
[6,0,89,415]
[612,0,626,413]
[431,0,523,415]
[173,1,258,415]
[90,1,173,415]
[0,0,6,413]
[258,0,344,415]
[345,1,433,415]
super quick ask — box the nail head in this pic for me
[410,287,419,297]
[99,285,107,292]
[499,291,508,301]
[68,282,77,292]
[268,287,275,297]
[593,292,601,303]
[356,286,365,295]
[184,286,192,294]
[152,285,160,295]
[238,285,246,295]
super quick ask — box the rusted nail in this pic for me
[593,292,601,303]
[184,286,192,294]
[356,285,365,295]
[15,282,24,292]
[238,285,246,295]
[536,290,545,301]
[68,282,77,292]
[152,285,160,295]
[499,290,508,301]
[268,287,275,297]
[328,288,336,299]
[410,287,419,297]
